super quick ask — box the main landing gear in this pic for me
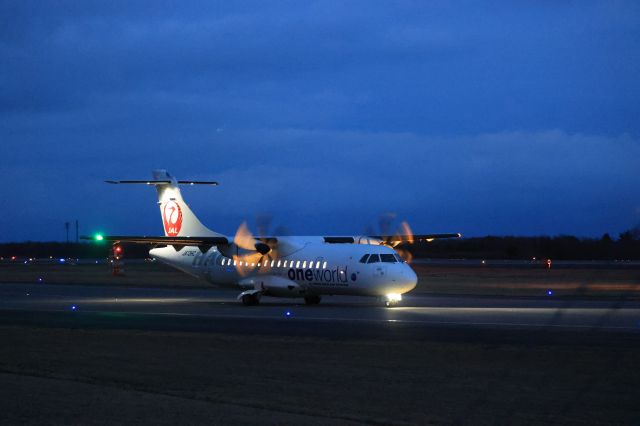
[241,293,260,306]
[304,295,322,305]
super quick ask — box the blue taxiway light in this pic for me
[71,305,78,311]
[547,290,553,296]
[285,311,292,317]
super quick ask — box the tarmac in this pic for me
[1,283,638,344]
[2,282,640,424]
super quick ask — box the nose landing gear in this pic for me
[384,293,402,308]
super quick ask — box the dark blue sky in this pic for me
[2,1,639,242]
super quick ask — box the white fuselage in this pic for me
[150,237,418,299]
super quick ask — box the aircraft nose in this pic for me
[405,266,418,292]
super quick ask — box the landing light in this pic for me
[386,293,402,303]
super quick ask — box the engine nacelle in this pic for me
[218,241,271,258]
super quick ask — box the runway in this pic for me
[1,283,639,344]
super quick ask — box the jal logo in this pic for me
[163,201,183,237]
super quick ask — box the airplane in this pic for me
[85,170,460,306]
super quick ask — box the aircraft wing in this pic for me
[81,235,229,245]
[323,233,461,244]
[370,233,462,243]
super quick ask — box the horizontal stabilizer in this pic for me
[105,180,218,185]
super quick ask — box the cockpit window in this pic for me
[359,254,370,263]
[380,254,396,263]
[394,254,405,263]
[367,254,380,263]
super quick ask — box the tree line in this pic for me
[1,231,639,260]
[412,232,640,260]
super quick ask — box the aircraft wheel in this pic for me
[304,295,321,305]
[241,294,260,306]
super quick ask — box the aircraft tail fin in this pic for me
[107,170,223,238]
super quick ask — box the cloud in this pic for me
[1,1,639,240]
[5,128,637,240]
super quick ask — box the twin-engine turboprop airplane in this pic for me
[86,170,460,306]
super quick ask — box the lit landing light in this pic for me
[386,293,402,303]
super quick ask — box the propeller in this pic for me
[231,222,261,276]
[254,214,281,266]
[391,221,415,263]
[367,213,416,263]
[228,217,282,276]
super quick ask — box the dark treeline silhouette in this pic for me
[1,231,639,260]
[413,233,640,260]
[0,242,149,259]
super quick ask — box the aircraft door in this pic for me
[202,251,216,280]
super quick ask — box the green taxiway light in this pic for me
[95,234,104,241]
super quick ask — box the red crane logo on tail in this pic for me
[162,201,183,237]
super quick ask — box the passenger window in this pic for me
[381,254,396,263]
[359,254,370,263]
[367,254,380,263]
